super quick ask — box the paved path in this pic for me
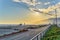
[0,25,50,40]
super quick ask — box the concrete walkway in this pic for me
[0,25,50,40]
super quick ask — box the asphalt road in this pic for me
[0,25,50,40]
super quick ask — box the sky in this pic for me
[0,0,60,24]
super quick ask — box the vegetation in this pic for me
[41,25,60,40]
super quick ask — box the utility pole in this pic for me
[55,9,57,26]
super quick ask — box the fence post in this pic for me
[37,36,38,40]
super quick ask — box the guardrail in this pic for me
[30,25,51,40]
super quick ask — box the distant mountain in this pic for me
[48,18,60,20]
[48,17,60,24]
[33,17,60,24]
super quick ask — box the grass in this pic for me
[41,25,60,40]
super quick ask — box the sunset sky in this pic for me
[0,0,60,24]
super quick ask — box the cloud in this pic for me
[13,0,20,2]
[13,0,41,6]
[44,2,50,5]
[57,2,60,7]
[13,0,60,16]
[58,2,60,4]
[29,2,60,16]
[11,0,60,24]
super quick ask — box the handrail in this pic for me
[30,25,51,40]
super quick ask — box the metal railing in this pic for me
[30,25,51,40]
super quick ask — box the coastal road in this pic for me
[0,25,50,40]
